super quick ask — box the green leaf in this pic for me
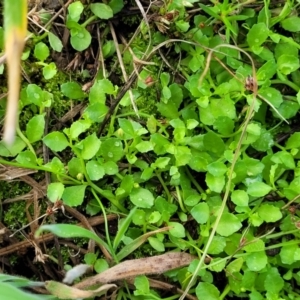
[103,161,119,175]
[191,202,209,224]
[89,79,115,104]
[213,116,234,135]
[207,236,226,255]
[196,282,220,300]
[207,161,227,177]
[243,239,265,252]
[68,1,84,21]
[43,131,69,152]
[0,281,46,300]
[280,244,298,264]
[86,160,105,181]
[258,87,283,108]
[43,62,57,79]
[271,151,295,169]
[231,190,249,206]
[256,59,277,81]
[226,257,244,274]
[68,157,84,177]
[94,258,109,274]
[151,157,170,169]
[61,82,86,100]
[70,24,92,51]
[90,3,113,19]
[130,187,154,208]
[199,97,236,126]
[113,207,137,250]
[148,237,165,252]
[277,55,300,75]
[206,173,225,193]
[252,128,274,152]
[247,182,272,197]
[264,267,284,294]
[26,114,45,143]
[62,185,87,206]
[174,146,192,166]
[35,224,109,250]
[188,150,212,172]
[109,0,124,14]
[26,84,43,106]
[257,204,282,223]
[84,103,108,123]
[79,133,101,160]
[16,150,37,166]
[100,138,123,162]
[286,132,300,149]
[245,251,267,271]
[134,275,150,294]
[216,213,242,237]
[48,32,63,52]
[135,141,153,153]
[47,182,64,203]
[69,120,91,139]
[168,222,185,238]
[247,23,269,47]
[34,42,49,61]
[281,16,300,32]
[203,131,225,155]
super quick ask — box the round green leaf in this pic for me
[62,185,87,206]
[207,161,227,177]
[281,16,300,32]
[47,182,65,203]
[80,133,101,160]
[43,62,57,80]
[206,173,225,193]
[135,141,153,153]
[130,187,154,208]
[100,138,123,162]
[43,131,69,152]
[216,213,242,237]
[103,161,119,175]
[48,32,63,52]
[34,42,49,61]
[61,82,86,100]
[90,3,113,19]
[26,114,45,143]
[264,267,284,294]
[277,55,300,75]
[148,237,165,252]
[247,182,272,197]
[168,222,185,238]
[16,150,37,166]
[68,1,84,21]
[257,204,282,223]
[191,202,209,224]
[247,23,269,47]
[245,251,267,271]
[231,190,249,206]
[196,282,220,300]
[86,160,105,181]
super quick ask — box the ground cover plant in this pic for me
[1,0,300,299]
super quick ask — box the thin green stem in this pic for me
[91,189,117,261]
[185,166,205,194]
[16,126,36,156]
[175,185,186,212]
[155,171,172,201]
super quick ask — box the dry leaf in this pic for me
[45,281,116,299]
[75,252,195,289]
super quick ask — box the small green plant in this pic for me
[1,0,300,299]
